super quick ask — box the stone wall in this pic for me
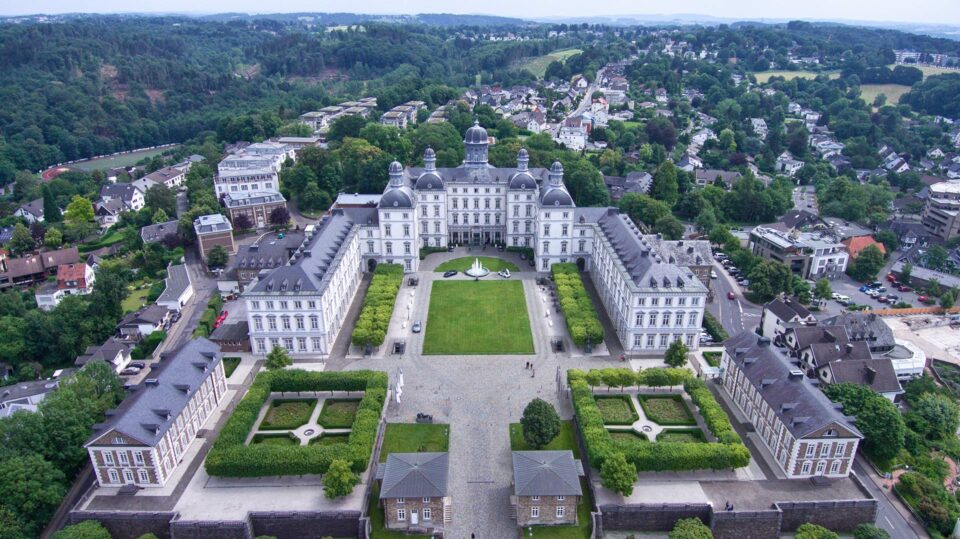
[68,511,176,539]
[599,504,712,532]
[170,520,251,539]
[516,495,579,527]
[710,510,781,539]
[776,499,878,533]
[250,510,363,538]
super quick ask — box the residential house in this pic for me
[194,214,236,262]
[376,452,450,531]
[85,338,227,487]
[749,227,848,279]
[75,338,133,373]
[603,171,653,201]
[94,198,128,228]
[117,305,171,340]
[694,169,742,188]
[140,220,180,245]
[227,231,305,290]
[817,358,903,401]
[142,166,185,190]
[841,236,886,259]
[0,378,61,418]
[677,153,703,173]
[209,321,252,353]
[759,297,815,339]
[100,183,145,212]
[275,137,322,152]
[222,191,287,230]
[776,152,805,177]
[156,263,194,313]
[512,451,583,527]
[780,209,824,230]
[35,262,97,311]
[819,312,896,355]
[720,332,862,478]
[0,247,80,290]
[380,111,408,129]
[751,118,768,139]
[14,198,45,224]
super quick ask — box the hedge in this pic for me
[552,263,604,347]
[351,264,403,347]
[205,369,387,477]
[419,246,447,259]
[702,312,728,342]
[568,369,750,472]
[684,379,742,444]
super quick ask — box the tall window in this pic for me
[423,507,432,520]
[397,509,406,521]
[530,506,540,518]
[310,316,319,330]
[384,225,392,237]
[556,506,565,518]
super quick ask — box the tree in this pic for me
[853,523,890,539]
[51,520,112,539]
[323,459,359,499]
[599,452,636,496]
[520,398,561,449]
[0,455,67,536]
[144,184,177,216]
[7,222,35,254]
[42,184,61,223]
[664,340,689,368]
[232,214,253,232]
[44,227,63,248]
[617,193,670,227]
[651,162,679,206]
[848,245,885,282]
[913,392,960,439]
[941,288,957,309]
[264,347,292,371]
[669,517,713,539]
[269,207,291,227]
[64,195,94,224]
[747,260,794,302]
[927,245,949,270]
[900,262,912,286]
[823,383,905,461]
[206,245,229,268]
[874,230,898,254]
[814,278,832,304]
[152,208,169,224]
[795,523,839,539]
[654,215,684,240]
[300,182,331,211]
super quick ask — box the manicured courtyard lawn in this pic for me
[368,482,431,539]
[509,420,580,458]
[639,395,696,426]
[251,433,298,446]
[530,478,593,539]
[259,399,316,430]
[609,430,649,446]
[318,399,360,428]
[657,429,707,444]
[595,396,639,425]
[222,357,241,378]
[309,433,351,446]
[379,423,450,462]
[434,256,520,273]
[423,280,534,355]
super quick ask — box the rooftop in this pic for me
[156,264,192,305]
[193,214,233,235]
[377,452,449,499]
[512,450,584,497]
[222,190,286,208]
[140,220,180,243]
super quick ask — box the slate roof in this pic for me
[17,198,44,218]
[787,326,846,351]
[193,214,232,235]
[75,338,131,367]
[694,169,742,187]
[119,304,170,327]
[86,338,222,447]
[230,231,305,276]
[0,247,80,279]
[100,183,142,203]
[820,313,896,351]
[808,340,872,367]
[512,451,584,497]
[643,236,712,267]
[764,298,813,323]
[156,264,192,304]
[247,207,377,296]
[594,209,708,293]
[824,358,902,394]
[780,209,823,230]
[724,331,861,439]
[222,190,286,208]
[140,220,180,243]
[378,452,449,499]
[0,378,59,404]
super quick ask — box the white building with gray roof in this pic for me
[85,338,226,488]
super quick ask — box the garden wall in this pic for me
[250,510,363,538]
[776,499,877,532]
[710,510,781,539]
[599,503,711,531]
[68,511,176,539]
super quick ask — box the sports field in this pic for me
[515,48,582,79]
[860,83,912,105]
[752,70,840,83]
[422,280,534,355]
[72,145,178,171]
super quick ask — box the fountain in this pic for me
[464,257,490,278]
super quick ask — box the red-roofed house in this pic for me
[57,263,95,293]
[841,236,887,259]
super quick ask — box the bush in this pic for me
[567,369,750,472]
[894,471,960,535]
[551,263,603,347]
[351,264,403,347]
[600,452,636,496]
[669,517,713,539]
[853,523,890,539]
[702,312,728,342]
[51,521,112,539]
[323,458,359,499]
[205,370,387,477]
[795,523,839,539]
[131,331,166,360]
[419,246,447,259]
[521,398,561,449]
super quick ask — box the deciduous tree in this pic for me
[265,347,292,371]
[664,340,689,368]
[520,398,561,449]
[323,459,359,499]
[600,452,636,496]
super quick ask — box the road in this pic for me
[707,261,762,337]
[793,185,818,215]
[571,67,605,119]
[852,457,924,538]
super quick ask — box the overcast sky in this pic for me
[4,0,960,26]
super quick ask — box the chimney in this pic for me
[865,367,877,384]
[845,343,854,355]
[757,336,771,347]
[788,368,804,381]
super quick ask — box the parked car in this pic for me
[172,312,182,322]
[129,362,146,369]
[887,273,897,282]
[831,292,842,300]
[877,286,887,293]
[878,296,888,303]
[711,270,718,279]
[887,294,901,302]
[869,281,883,289]
[859,285,870,293]
[738,279,750,286]
[727,291,736,300]
[899,285,913,292]
[919,295,928,303]
[499,269,511,278]
[443,270,458,278]
[447,245,454,252]
[120,367,141,376]
[412,321,422,333]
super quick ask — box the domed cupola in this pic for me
[540,160,574,207]
[463,119,489,168]
[509,148,537,190]
[415,147,444,190]
[388,161,404,187]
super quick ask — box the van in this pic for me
[835,294,851,303]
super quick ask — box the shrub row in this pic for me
[131,331,166,360]
[568,369,750,472]
[571,367,692,390]
[419,246,447,259]
[702,311,729,342]
[193,293,226,338]
[351,264,403,347]
[552,263,604,347]
[683,379,742,444]
[205,369,387,477]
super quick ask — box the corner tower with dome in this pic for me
[376,120,576,272]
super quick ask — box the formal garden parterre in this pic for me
[569,368,750,476]
[205,369,387,477]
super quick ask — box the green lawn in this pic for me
[251,433,298,446]
[433,256,519,273]
[379,423,450,462]
[639,395,696,426]
[860,83,911,105]
[72,145,177,171]
[702,352,721,368]
[309,433,351,446]
[887,64,960,79]
[423,280,533,355]
[317,399,360,428]
[222,357,241,378]
[121,279,156,313]
[259,399,316,430]
[515,48,583,78]
[529,478,593,539]
[657,429,706,444]
[368,482,431,539]
[609,430,649,446]
[752,70,840,83]
[509,420,580,458]
[595,396,639,425]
